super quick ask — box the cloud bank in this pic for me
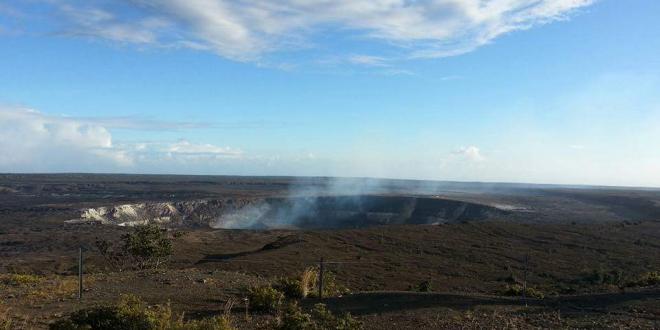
[0,106,242,172]
[8,0,594,63]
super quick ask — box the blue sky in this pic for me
[1,0,659,187]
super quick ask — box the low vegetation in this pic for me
[276,303,362,330]
[96,224,174,271]
[500,284,545,299]
[582,268,624,286]
[627,271,660,287]
[50,294,233,330]
[0,303,12,330]
[1,274,80,306]
[1,274,42,286]
[408,280,432,292]
[247,286,285,312]
[276,267,318,299]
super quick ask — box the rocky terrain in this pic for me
[1,174,659,329]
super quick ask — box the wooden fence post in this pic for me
[522,253,529,306]
[318,257,325,299]
[78,246,83,301]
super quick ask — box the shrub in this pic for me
[311,304,362,330]
[310,303,335,329]
[582,268,624,286]
[276,278,305,299]
[335,313,362,330]
[276,303,363,330]
[96,224,173,271]
[501,284,544,299]
[408,280,432,292]
[50,294,234,330]
[275,268,319,299]
[305,270,349,298]
[122,224,173,269]
[247,286,284,312]
[175,316,233,330]
[277,302,313,330]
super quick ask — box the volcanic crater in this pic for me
[68,195,511,229]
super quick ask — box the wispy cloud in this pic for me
[347,54,389,67]
[67,116,213,131]
[62,116,286,131]
[5,0,595,63]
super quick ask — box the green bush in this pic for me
[247,286,285,312]
[50,294,233,330]
[501,284,544,299]
[96,224,173,271]
[277,302,313,330]
[276,278,305,299]
[583,268,624,286]
[408,280,432,292]
[311,304,362,330]
[174,316,233,330]
[306,270,350,298]
[276,303,363,330]
[276,268,319,299]
[122,224,173,269]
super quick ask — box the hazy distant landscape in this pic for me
[1,174,658,329]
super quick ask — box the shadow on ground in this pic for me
[302,289,660,315]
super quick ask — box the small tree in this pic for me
[122,224,173,270]
[96,224,173,271]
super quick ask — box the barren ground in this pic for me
[1,174,659,329]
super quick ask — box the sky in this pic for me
[1,0,659,187]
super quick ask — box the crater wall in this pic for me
[67,195,511,229]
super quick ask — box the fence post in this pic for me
[522,253,528,306]
[318,257,324,299]
[78,246,83,301]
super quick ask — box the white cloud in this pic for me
[0,106,243,172]
[25,0,595,63]
[57,4,165,44]
[0,106,126,170]
[347,55,389,67]
[68,116,213,131]
[452,146,484,162]
[165,140,240,156]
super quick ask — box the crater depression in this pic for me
[67,195,511,229]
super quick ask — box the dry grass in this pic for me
[0,303,12,330]
[300,267,317,298]
[0,274,84,307]
[0,302,37,330]
[0,274,42,287]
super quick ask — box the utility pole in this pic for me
[318,257,325,299]
[78,246,83,301]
